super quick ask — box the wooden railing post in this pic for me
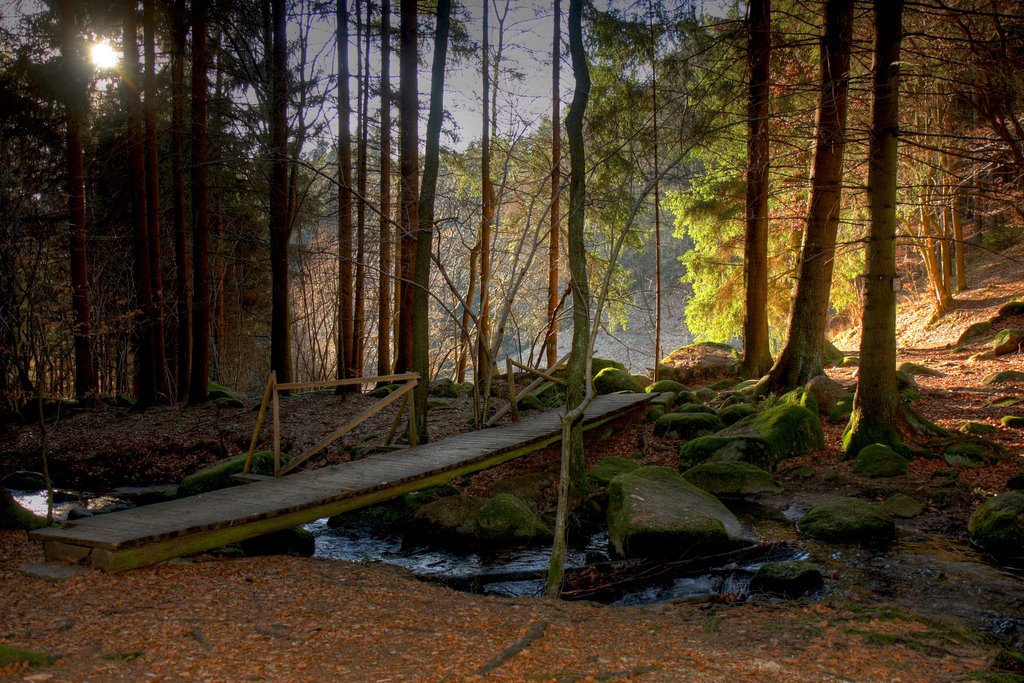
[506,358,520,422]
[243,371,276,474]
[272,376,281,476]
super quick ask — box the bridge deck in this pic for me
[30,393,654,572]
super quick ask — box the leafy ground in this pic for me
[0,247,1022,681]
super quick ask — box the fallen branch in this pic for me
[476,621,548,676]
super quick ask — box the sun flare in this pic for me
[90,41,118,69]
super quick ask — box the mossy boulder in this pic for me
[806,375,846,416]
[682,462,781,496]
[207,381,238,400]
[992,328,1024,356]
[410,494,551,548]
[749,561,824,598]
[675,389,700,406]
[944,441,997,468]
[607,466,756,559]
[983,370,1024,386]
[882,494,923,518]
[0,488,48,530]
[968,491,1024,562]
[823,339,845,367]
[996,299,1024,320]
[896,361,942,377]
[1001,415,1024,429]
[428,377,463,398]
[516,393,546,411]
[485,472,554,510]
[716,403,824,464]
[593,367,643,394]
[675,402,718,416]
[828,393,855,423]
[797,496,895,546]
[653,412,723,439]
[961,421,998,435]
[648,392,676,410]
[239,526,315,557]
[718,403,758,426]
[587,456,640,488]
[213,396,244,409]
[695,387,718,402]
[369,383,401,398]
[177,451,278,498]
[853,443,909,478]
[707,378,736,391]
[477,494,552,545]
[956,320,993,346]
[679,436,774,472]
[779,388,819,416]
[646,379,688,396]
[646,405,666,423]
[398,484,460,514]
[591,357,627,377]
[732,379,759,392]
[658,342,736,384]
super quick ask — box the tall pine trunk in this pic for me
[269,0,292,384]
[546,0,561,370]
[758,0,853,393]
[188,0,210,404]
[337,0,355,386]
[843,0,904,455]
[143,0,167,399]
[395,0,419,373]
[376,0,393,378]
[477,0,494,380]
[741,0,773,377]
[168,0,191,400]
[354,0,371,376]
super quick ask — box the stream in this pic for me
[13,489,1024,650]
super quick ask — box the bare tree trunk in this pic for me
[57,0,97,402]
[143,0,167,399]
[953,192,966,292]
[269,0,292,384]
[758,0,853,394]
[843,0,904,455]
[168,0,191,401]
[188,0,210,404]
[337,0,355,387]
[477,0,494,381]
[546,0,561,370]
[354,0,371,376]
[395,0,419,373]
[376,0,393,378]
[648,0,662,381]
[741,0,773,377]
[547,0,590,600]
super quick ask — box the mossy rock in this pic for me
[427,377,463,398]
[707,378,736,391]
[517,393,546,411]
[410,495,486,543]
[653,411,723,439]
[397,484,460,514]
[749,561,823,598]
[0,488,48,530]
[956,320,993,346]
[0,644,52,669]
[882,494,923,518]
[732,379,759,392]
[587,456,640,488]
[477,493,552,545]
[675,402,718,416]
[896,361,942,377]
[806,375,847,415]
[996,299,1024,320]
[1,470,47,491]
[716,402,824,465]
[426,398,452,410]
[591,357,627,377]
[410,494,550,547]
[944,441,996,468]
[646,405,666,423]
[797,496,895,546]
[485,472,554,510]
[646,379,688,396]
[177,451,279,498]
[1002,415,1024,429]
[718,403,758,426]
[983,371,1024,386]
[695,387,718,402]
[648,392,676,409]
[968,491,1024,562]
[992,328,1024,356]
[675,389,700,406]
[779,388,819,416]
[207,381,238,400]
[239,526,315,557]
[607,466,756,559]
[679,436,774,472]
[961,421,998,435]
[369,384,401,398]
[682,461,781,496]
[853,443,909,478]
[213,396,244,409]
[828,393,855,424]
[593,367,642,394]
[823,339,845,367]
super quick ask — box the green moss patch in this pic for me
[968,491,1024,562]
[653,412,724,439]
[593,367,643,394]
[853,443,909,478]
[798,496,895,546]
[178,451,279,498]
[0,644,52,668]
[682,461,781,496]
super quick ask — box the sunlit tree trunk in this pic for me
[758,0,853,393]
[546,0,561,370]
[167,0,191,400]
[394,0,419,373]
[269,0,292,384]
[57,0,97,402]
[337,0,355,387]
[188,0,210,404]
[843,0,904,455]
[354,0,371,376]
[376,0,393,378]
[477,0,494,381]
[741,0,773,377]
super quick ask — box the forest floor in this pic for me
[1,246,1023,681]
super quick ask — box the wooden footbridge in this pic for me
[30,393,653,572]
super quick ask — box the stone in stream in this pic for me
[749,561,824,598]
[409,493,551,549]
[968,490,1024,563]
[177,451,279,498]
[0,488,48,531]
[882,494,923,518]
[797,496,895,547]
[607,466,756,560]
[681,461,782,497]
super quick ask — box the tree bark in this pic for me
[394,0,419,373]
[168,0,191,401]
[354,0,372,376]
[546,0,561,370]
[188,0,210,404]
[843,0,904,455]
[758,0,853,394]
[376,0,393,378]
[412,0,451,441]
[57,0,97,402]
[477,0,496,383]
[269,0,292,384]
[741,0,773,377]
[143,0,167,399]
[547,0,589,599]
[337,0,355,388]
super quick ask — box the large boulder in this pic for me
[718,403,758,426]
[0,488,48,530]
[659,342,737,385]
[749,561,824,598]
[992,328,1024,356]
[968,491,1024,562]
[806,375,846,415]
[996,299,1024,320]
[428,377,463,398]
[797,496,895,546]
[679,435,774,471]
[853,443,909,478]
[177,451,279,498]
[586,456,640,488]
[593,367,643,394]
[716,403,825,465]
[607,466,756,559]
[485,472,554,510]
[983,370,1024,386]
[591,357,627,377]
[410,494,551,548]
[653,412,723,439]
[682,461,781,496]
[477,494,553,545]
[646,380,689,397]
[779,388,819,416]
[956,321,993,347]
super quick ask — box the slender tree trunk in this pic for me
[395,0,419,373]
[337,0,355,387]
[843,0,904,455]
[57,0,97,402]
[168,0,191,400]
[546,0,561,370]
[758,0,853,394]
[953,192,966,292]
[413,0,451,441]
[455,245,478,383]
[143,0,167,399]
[741,0,773,377]
[354,0,371,376]
[547,0,590,600]
[124,0,156,408]
[649,1,662,381]
[188,0,210,404]
[376,0,393,378]
[269,0,292,384]
[477,0,494,381]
